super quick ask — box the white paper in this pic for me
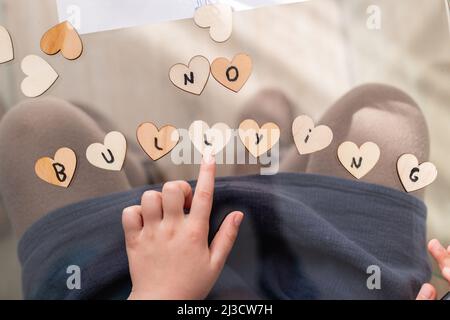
[56,0,308,34]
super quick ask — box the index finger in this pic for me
[190,154,216,224]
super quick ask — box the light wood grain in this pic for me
[337,141,380,179]
[137,123,180,161]
[211,53,252,93]
[34,147,77,188]
[397,154,437,192]
[169,55,210,95]
[86,131,127,171]
[238,119,280,158]
[20,54,58,98]
[40,21,83,60]
[189,121,232,156]
[292,115,333,155]
[0,25,13,63]
[194,3,233,43]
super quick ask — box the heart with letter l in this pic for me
[397,154,437,192]
[292,115,333,155]
[40,21,83,60]
[86,131,127,171]
[194,4,233,43]
[35,147,77,188]
[0,25,13,64]
[337,141,380,179]
[169,55,210,95]
[137,123,180,161]
[21,55,58,98]
[189,121,232,156]
[211,53,252,92]
[238,119,280,158]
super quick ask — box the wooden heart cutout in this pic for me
[238,119,280,158]
[194,4,233,43]
[337,141,380,179]
[169,55,210,95]
[211,53,252,93]
[397,154,437,192]
[35,147,77,188]
[137,123,180,161]
[40,21,83,60]
[292,115,333,155]
[21,55,58,98]
[86,131,127,171]
[189,121,232,156]
[0,25,13,64]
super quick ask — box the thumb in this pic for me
[416,283,437,300]
[209,211,244,270]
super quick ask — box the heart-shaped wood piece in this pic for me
[238,119,280,158]
[397,154,437,192]
[0,25,13,64]
[21,55,58,98]
[292,115,333,155]
[86,131,127,171]
[137,123,180,161]
[211,53,252,93]
[337,141,380,179]
[35,147,77,188]
[169,55,210,95]
[189,121,232,156]
[194,4,233,43]
[40,21,83,60]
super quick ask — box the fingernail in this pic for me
[203,152,215,164]
[234,213,243,227]
[429,239,444,251]
[418,284,434,299]
[443,267,450,280]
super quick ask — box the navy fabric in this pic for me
[18,173,430,300]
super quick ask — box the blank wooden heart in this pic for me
[169,55,210,95]
[211,53,252,93]
[35,147,77,188]
[397,154,437,192]
[21,55,58,98]
[0,25,13,64]
[86,131,127,171]
[292,115,333,155]
[337,141,380,179]
[40,21,83,60]
[238,119,280,158]
[189,121,232,156]
[194,4,233,43]
[137,123,180,161]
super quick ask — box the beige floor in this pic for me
[0,0,449,299]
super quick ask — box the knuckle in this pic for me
[142,190,159,201]
[162,182,179,194]
[197,189,212,202]
[188,226,204,242]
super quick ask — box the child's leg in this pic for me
[305,84,429,198]
[0,97,132,237]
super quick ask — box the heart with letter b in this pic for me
[35,147,77,188]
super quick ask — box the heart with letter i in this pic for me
[292,115,333,155]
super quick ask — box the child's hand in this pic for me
[122,155,244,300]
[416,239,450,300]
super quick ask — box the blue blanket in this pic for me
[18,173,430,299]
